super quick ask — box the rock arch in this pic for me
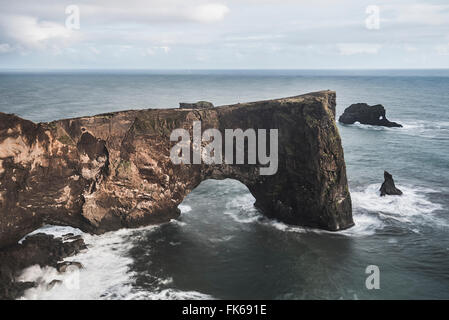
[0,91,353,248]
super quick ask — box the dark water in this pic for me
[2,70,448,299]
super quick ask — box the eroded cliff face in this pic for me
[0,90,353,248]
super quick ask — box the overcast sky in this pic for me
[0,0,449,69]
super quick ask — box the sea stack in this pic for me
[380,171,403,196]
[339,103,402,127]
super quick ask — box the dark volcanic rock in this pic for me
[380,171,403,196]
[47,279,62,290]
[56,261,84,273]
[0,90,353,250]
[179,101,214,109]
[339,103,402,127]
[0,233,86,299]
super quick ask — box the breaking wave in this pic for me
[17,223,214,300]
[125,289,215,300]
[341,120,449,139]
[351,184,443,223]
[221,183,445,237]
[344,184,446,236]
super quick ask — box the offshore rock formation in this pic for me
[380,171,403,196]
[339,103,402,127]
[0,91,353,249]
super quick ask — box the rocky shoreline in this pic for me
[0,232,86,300]
[0,91,354,299]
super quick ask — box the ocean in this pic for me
[1,69,448,299]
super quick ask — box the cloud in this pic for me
[382,3,449,26]
[89,47,101,55]
[435,43,449,55]
[0,43,13,53]
[0,0,231,25]
[143,46,171,56]
[337,43,382,55]
[0,14,77,51]
[191,3,230,23]
[1,0,449,68]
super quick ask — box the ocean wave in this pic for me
[340,213,385,237]
[178,204,192,213]
[17,223,214,300]
[223,183,445,237]
[18,225,157,300]
[342,122,391,131]
[170,219,187,227]
[258,219,308,233]
[223,193,261,224]
[341,120,449,139]
[352,184,442,220]
[209,235,234,243]
[223,210,260,224]
[126,288,215,300]
[400,120,449,139]
[223,194,315,234]
[350,183,445,231]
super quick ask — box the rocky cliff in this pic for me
[0,90,353,248]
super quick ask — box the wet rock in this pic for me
[47,279,62,290]
[380,171,403,196]
[56,261,84,273]
[62,233,81,241]
[0,233,86,299]
[339,103,402,127]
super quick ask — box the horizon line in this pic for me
[1,67,449,72]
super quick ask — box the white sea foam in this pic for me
[125,288,215,300]
[223,182,445,237]
[18,226,142,300]
[170,219,187,227]
[209,235,234,243]
[178,204,192,213]
[348,122,387,131]
[223,210,260,224]
[17,223,216,300]
[342,183,447,236]
[342,119,449,139]
[351,184,443,224]
[17,181,445,299]
[340,212,385,237]
[259,219,308,233]
[223,193,261,224]
[223,193,310,234]
[400,120,449,139]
